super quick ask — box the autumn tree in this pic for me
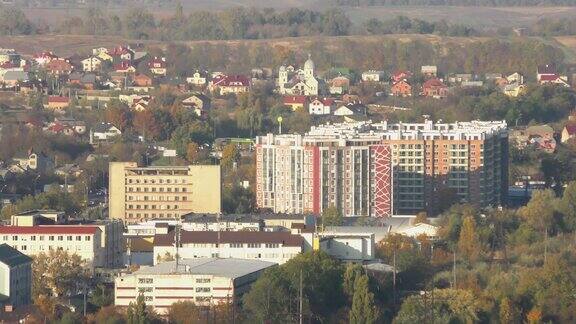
[133,110,159,140]
[87,306,126,324]
[349,274,379,324]
[413,211,429,224]
[526,307,542,324]
[167,301,202,324]
[185,142,200,163]
[499,297,520,324]
[519,189,557,262]
[32,249,88,298]
[457,216,481,264]
[322,205,343,226]
[221,143,240,170]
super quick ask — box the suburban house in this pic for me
[361,70,385,82]
[333,102,367,117]
[328,76,350,95]
[53,117,86,134]
[81,56,102,72]
[278,57,320,96]
[283,95,308,111]
[391,70,412,83]
[109,46,135,61]
[2,71,29,87]
[34,51,58,66]
[12,150,54,174]
[114,61,136,74]
[182,93,211,116]
[69,73,98,90]
[511,125,555,149]
[507,72,524,85]
[421,65,438,77]
[309,97,334,115]
[46,96,70,110]
[148,57,167,76]
[537,64,557,82]
[391,80,412,97]
[538,74,570,87]
[186,71,207,86]
[45,59,73,75]
[133,74,153,87]
[561,124,576,143]
[91,123,122,144]
[503,84,526,97]
[448,73,473,84]
[209,74,251,95]
[422,78,449,98]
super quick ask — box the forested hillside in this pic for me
[336,0,576,6]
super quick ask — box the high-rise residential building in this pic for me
[255,120,508,216]
[109,163,221,224]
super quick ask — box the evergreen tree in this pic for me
[127,294,150,324]
[343,263,363,299]
[322,205,343,226]
[349,275,379,324]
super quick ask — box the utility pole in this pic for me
[299,269,303,324]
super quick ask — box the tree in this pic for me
[221,143,240,170]
[185,142,200,163]
[413,211,429,224]
[127,294,153,324]
[32,249,87,298]
[349,274,379,324]
[167,301,202,324]
[457,216,481,264]
[343,263,363,299]
[87,306,126,324]
[499,297,520,324]
[394,289,480,324]
[34,294,56,322]
[558,181,576,231]
[322,205,343,226]
[90,284,114,308]
[57,312,84,324]
[526,307,542,324]
[519,189,557,262]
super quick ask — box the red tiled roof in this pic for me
[0,62,16,69]
[423,78,447,89]
[48,123,65,132]
[114,61,134,71]
[214,75,251,87]
[48,96,69,103]
[154,230,303,247]
[0,226,98,235]
[539,74,561,82]
[283,96,307,105]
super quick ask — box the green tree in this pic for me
[519,189,557,261]
[349,274,379,324]
[559,181,576,231]
[343,263,363,299]
[32,249,87,298]
[90,284,114,308]
[322,205,343,226]
[127,294,152,324]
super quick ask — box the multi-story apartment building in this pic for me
[0,211,125,269]
[153,230,303,265]
[0,244,32,308]
[255,120,508,216]
[115,258,275,314]
[109,163,221,224]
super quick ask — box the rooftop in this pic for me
[154,230,303,247]
[132,257,276,277]
[0,244,32,267]
[0,225,98,235]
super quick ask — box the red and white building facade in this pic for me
[256,120,508,216]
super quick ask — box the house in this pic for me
[186,71,207,86]
[92,47,108,55]
[511,125,555,149]
[148,57,167,76]
[133,74,152,87]
[461,80,484,87]
[69,73,98,90]
[12,150,53,174]
[54,117,86,134]
[539,74,570,87]
[561,124,576,143]
[485,73,502,80]
[333,102,367,117]
[209,74,251,95]
[54,164,84,177]
[400,223,439,239]
[34,51,58,66]
[0,244,32,308]
[283,95,308,111]
[96,51,114,62]
[361,70,385,82]
[537,64,557,82]
[278,56,319,96]
[309,97,334,115]
[421,65,437,77]
[391,70,412,83]
[182,93,211,116]
[131,96,152,112]
[507,72,524,85]
[2,71,29,87]
[503,84,526,97]
[530,137,556,153]
[90,123,122,144]
[45,58,73,75]
[114,61,136,74]
[109,46,134,62]
[422,78,448,98]
[81,56,102,72]
[448,73,473,84]
[328,76,350,95]
[390,80,412,97]
[46,96,69,110]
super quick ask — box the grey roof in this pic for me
[3,71,29,82]
[133,258,275,278]
[0,244,32,267]
[93,122,118,133]
[183,213,262,224]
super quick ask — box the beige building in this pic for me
[109,163,221,224]
[115,258,275,314]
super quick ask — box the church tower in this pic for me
[304,54,314,80]
[278,65,288,93]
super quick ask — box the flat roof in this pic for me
[132,258,276,278]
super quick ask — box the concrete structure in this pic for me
[0,244,32,308]
[309,231,375,262]
[153,230,303,265]
[114,258,275,314]
[255,120,508,216]
[109,163,221,223]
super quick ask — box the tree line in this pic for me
[335,0,576,6]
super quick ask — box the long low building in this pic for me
[153,230,303,265]
[115,258,275,314]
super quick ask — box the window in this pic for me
[12,236,17,241]
[265,243,280,248]
[195,287,210,293]
[58,236,63,241]
[2,235,7,241]
[138,287,153,293]
[76,236,82,241]
[85,236,91,241]
[31,236,36,241]
[49,236,54,241]
[230,243,243,248]
[196,278,211,283]
[145,296,153,302]
[67,236,73,241]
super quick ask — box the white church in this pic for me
[278,55,320,96]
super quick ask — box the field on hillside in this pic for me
[20,5,576,29]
